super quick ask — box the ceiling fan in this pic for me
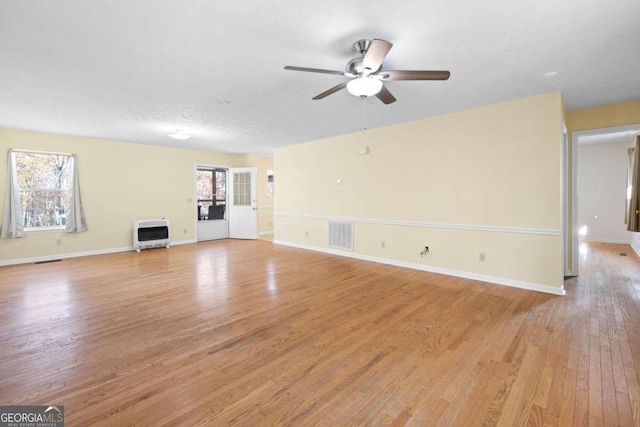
[284,39,450,105]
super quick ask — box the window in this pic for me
[15,151,72,229]
[197,168,226,220]
[233,172,251,206]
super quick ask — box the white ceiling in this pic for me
[1,1,639,157]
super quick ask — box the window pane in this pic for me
[20,190,68,228]
[16,152,71,190]
[14,152,72,229]
[215,170,226,202]
[233,172,251,206]
[196,170,214,219]
[196,170,214,201]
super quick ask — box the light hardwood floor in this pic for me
[0,240,639,426]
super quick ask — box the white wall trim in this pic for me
[562,122,572,276]
[631,239,640,258]
[172,239,198,246]
[274,240,565,296]
[579,237,632,244]
[275,213,561,236]
[571,128,579,276]
[0,239,197,267]
[259,231,274,236]
[573,124,640,143]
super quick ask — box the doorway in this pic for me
[570,124,640,274]
[197,167,228,241]
[195,165,259,241]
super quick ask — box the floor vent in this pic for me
[620,253,628,256]
[328,221,354,251]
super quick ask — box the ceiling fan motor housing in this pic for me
[353,39,372,55]
[346,57,364,75]
[346,39,382,75]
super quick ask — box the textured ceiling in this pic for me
[1,0,639,157]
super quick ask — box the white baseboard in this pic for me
[259,231,274,236]
[0,239,197,267]
[171,239,197,246]
[274,240,565,296]
[631,240,640,258]
[579,237,631,244]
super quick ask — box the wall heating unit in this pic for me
[134,219,170,252]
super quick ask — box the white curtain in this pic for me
[1,150,25,239]
[65,154,88,233]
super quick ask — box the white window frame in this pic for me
[14,150,72,232]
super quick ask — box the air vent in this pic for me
[328,221,353,250]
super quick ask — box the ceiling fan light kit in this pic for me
[285,38,450,104]
[346,77,383,97]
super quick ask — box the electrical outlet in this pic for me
[479,253,486,262]
[381,241,385,248]
[184,228,187,234]
[305,231,309,237]
[56,239,62,246]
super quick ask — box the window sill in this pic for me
[25,227,66,234]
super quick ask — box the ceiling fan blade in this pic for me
[312,82,347,100]
[362,39,393,73]
[375,85,397,104]
[284,66,345,76]
[382,70,450,81]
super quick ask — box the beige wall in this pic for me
[275,91,565,292]
[567,99,640,132]
[243,154,274,235]
[0,128,246,263]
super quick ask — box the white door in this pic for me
[228,167,258,239]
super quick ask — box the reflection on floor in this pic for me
[0,240,638,425]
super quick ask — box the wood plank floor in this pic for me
[0,240,639,426]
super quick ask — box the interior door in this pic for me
[228,167,258,239]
